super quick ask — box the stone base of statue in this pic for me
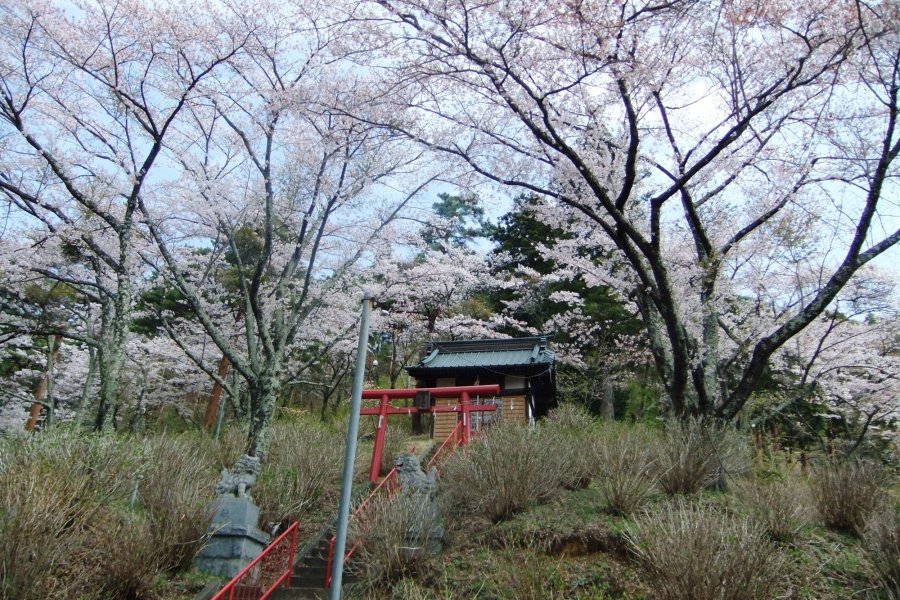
[194,495,271,578]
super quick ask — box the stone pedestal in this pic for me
[195,496,271,578]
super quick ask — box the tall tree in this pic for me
[0,0,244,428]
[488,196,647,414]
[356,0,900,419]
[140,3,437,459]
[421,192,488,250]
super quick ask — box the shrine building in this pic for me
[405,336,557,440]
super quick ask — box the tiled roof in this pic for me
[410,337,554,370]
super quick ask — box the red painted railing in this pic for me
[324,446,415,589]
[426,421,462,473]
[211,521,299,600]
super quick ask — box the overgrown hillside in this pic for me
[1,408,897,599]
[0,416,351,600]
[346,408,900,600]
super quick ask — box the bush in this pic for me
[139,435,217,572]
[254,419,344,529]
[540,404,598,489]
[863,504,900,598]
[440,422,565,522]
[380,422,410,476]
[593,423,658,515]
[0,454,95,600]
[812,459,888,534]
[625,499,784,600]
[82,512,162,600]
[0,429,221,599]
[543,403,596,430]
[208,425,248,469]
[734,475,812,543]
[654,418,749,495]
[351,491,440,586]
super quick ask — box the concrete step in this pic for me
[293,565,328,579]
[290,568,360,590]
[267,587,326,600]
[300,553,329,564]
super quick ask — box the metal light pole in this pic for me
[329,293,373,599]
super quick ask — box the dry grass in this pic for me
[254,419,345,530]
[734,474,813,543]
[654,418,750,495]
[0,428,225,599]
[625,499,784,600]
[139,435,217,572]
[82,512,162,600]
[811,459,888,534]
[863,503,900,598]
[351,491,441,586]
[593,423,658,515]
[0,458,96,600]
[540,404,598,489]
[380,422,410,476]
[440,422,567,522]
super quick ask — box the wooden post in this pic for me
[202,355,232,429]
[368,393,391,484]
[460,391,471,445]
[25,334,63,432]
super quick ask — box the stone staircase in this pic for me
[199,445,438,600]
[266,518,363,599]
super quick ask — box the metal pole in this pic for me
[329,293,373,599]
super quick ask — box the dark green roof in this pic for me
[407,336,554,372]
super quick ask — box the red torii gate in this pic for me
[360,384,500,484]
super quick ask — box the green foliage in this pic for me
[131,279,194,336]
[488,197,640,347]
[486,196,647,416]
[421,192,488,249]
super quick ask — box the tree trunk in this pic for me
[203,355,232,429]
[75,347,98,426]
[600,365,615,420]
[246,369,281,460]
[94,279,131,431]
[24,334,63,431]
[95,343,125,431]
[44,336,58,427]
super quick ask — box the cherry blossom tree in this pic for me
[371,232,501,386]
[776,271,899,452]
[137,3,439,459]
[354,0,900,419]
[0,0,245,428]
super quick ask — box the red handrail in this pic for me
[210,520,299,600]
[324,446,414,589]
[427,421,462,472]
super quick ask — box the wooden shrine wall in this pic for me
[431,394,528,441]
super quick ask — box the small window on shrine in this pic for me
[505,375,526,393]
